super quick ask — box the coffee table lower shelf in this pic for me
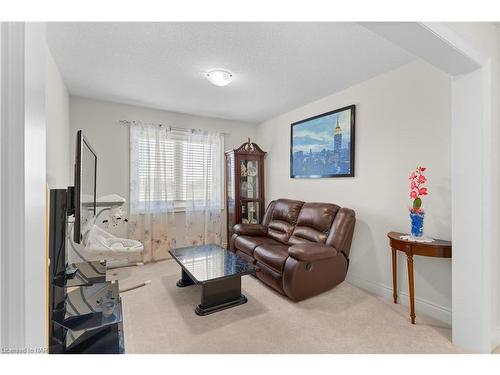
[176,269,248,316]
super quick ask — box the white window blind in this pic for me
[183,141,216,201]
[131,127,222,213]
[136,137,176,203]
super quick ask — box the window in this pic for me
[130,127,223,213]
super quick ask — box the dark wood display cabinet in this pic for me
[225,139,266,245]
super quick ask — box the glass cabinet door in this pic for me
[240,158,261,224]
[240,159,259,199]
[241,200,260,224]
[226,154,235,231]
[225,141,266,244]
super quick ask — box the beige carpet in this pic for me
[112,259,464,354]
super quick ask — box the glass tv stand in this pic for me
[50,260,125,354]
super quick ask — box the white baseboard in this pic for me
[346,273,452,325]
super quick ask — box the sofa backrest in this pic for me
[325,207,356,255]
[262,199,356,252]
[288,202,340,245]
[266,199,304,243]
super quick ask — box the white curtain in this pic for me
[128,123,223,262]
[184,129,223,246]
[128,123,177,262]
[129,123,177,213]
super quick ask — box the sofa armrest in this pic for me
[233,223,267,236]
[283,245,347,301]
[288,243,338,262]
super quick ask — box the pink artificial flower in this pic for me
[408,166,428,202]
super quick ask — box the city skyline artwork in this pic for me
[290,105,355,178]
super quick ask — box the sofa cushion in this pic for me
[267,199,304,243]
[289,203,339,244]
[235,250,257,264]
[234,235,281,256]
[288,243,338,262]
[253,243,290,273]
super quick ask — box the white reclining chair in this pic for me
[68,194,150,292]
[82,224,144,264]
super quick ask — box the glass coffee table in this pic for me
[169,245,257,316]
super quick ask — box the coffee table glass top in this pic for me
[169,245,256,283]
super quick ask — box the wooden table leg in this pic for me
[391,248,397,303]
[406,253,416,324]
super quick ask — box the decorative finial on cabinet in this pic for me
[231,139,266,155]
[243,138,255,152]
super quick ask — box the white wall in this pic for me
[256,60,453,323]
[0,21,26,351]
[444,22,499,352]
[69,96,257,242]
[46,49,70,189]
[1,21,48,352]
[498,25,500,352]
[24,22,48,351]
[1,22,47,351]
[0,22,3,347]
[451,67,488,350]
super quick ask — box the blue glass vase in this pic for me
[409,210,425,237]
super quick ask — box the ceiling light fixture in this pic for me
[205,69,233,87]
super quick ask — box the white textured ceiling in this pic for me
[47,22,416,124]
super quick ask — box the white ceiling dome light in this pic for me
[205,69,233,87]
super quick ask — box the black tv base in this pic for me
[48,189,125,354]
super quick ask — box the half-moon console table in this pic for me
[387,232,452,324]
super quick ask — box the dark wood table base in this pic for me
[388,232,451,325]
[176,269,248,316]
[176,269,196,288]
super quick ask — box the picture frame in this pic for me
[290,104,355,178]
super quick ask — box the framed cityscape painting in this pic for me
[290,105,355,178]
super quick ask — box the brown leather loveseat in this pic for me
[230,199,356,301]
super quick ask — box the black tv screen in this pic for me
[74,130,97,243]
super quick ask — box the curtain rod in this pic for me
[119,120,230,136]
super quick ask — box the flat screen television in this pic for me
[74,130,97,244]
